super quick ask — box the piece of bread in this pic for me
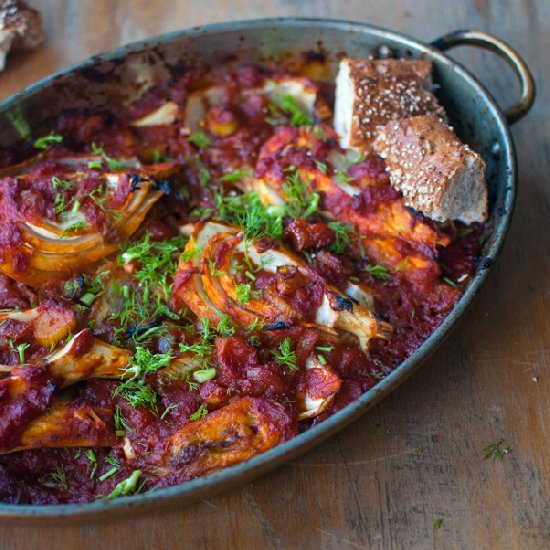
[0,0,43,71]
[372,115,488,224]
[334,58,446,151]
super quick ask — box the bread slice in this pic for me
[0,1,43,71]
[372,115,487,224]
[334,58,446,151]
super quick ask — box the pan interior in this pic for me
[0,19,514,520]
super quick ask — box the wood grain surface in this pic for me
[1,1,549,548]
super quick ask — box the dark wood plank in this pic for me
[1,1,549,548]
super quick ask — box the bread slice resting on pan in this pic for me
[334,57,488,223]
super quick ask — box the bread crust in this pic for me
[334,58,446,150]
[0,0,43,71]
[372,115,488,223]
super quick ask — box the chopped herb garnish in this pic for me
[90,143,132,170]
[215,191,284,242]
[104,470,142,499]
[99,465,119,482]
[105,457,119,467]
[85,271,108,300]
[327,222,353,254]
[265,107,286,127]
[272,94,313,126]
[443,276,456,288]
[186,380,199,392]
[114,345,174,409]
[16,342,30,363]
[432,518,443,530]
[208,259,223,277]
[199,166,211,188]
[313,126,327,140]
[34,132,63,149]
[199,317,213,341]
[151,149,163,163]
[179,341,213,358]
[61,220,89,236]
[180,239,202,262]
[272,337,298,372]
[189,130,212,149]
[88,160,102,169]
[219,169,253,182]
[124,347,173,380]
[51,176,73,190]
[113,379,159,415]
[235,283,258,304]
[54,193,66,214]
[335,170,354,185]
[114,405,131,437]
[8,339,30,364]
[114,233,187,340]
[189,403,209,421]
[283,169,319,219]
[483,439,509,461]
[364,264,390,281]
[160,403,178,420]
[192,368,217,383]
[216,314,235,337]
[247,317,262,332]
[315,345,334,353]
[458,227,474,238]
[314,159,328,174]
[87,185,108,211]
[79,292,97,307]
[342,150,366,168]
[123,320,158,344]
[248,335,260,346]
[85,449,97,479]
[317,354,327,365]
[63,278,81,297]
[42,468,69,491]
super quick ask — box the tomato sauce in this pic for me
[0,61,483,504]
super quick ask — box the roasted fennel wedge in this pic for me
[173,222,391,351]
[0,158,172,285]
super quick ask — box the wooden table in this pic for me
[1,1,548,548]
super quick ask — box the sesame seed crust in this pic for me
[372,115,487,223]
[344,58,446,150]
